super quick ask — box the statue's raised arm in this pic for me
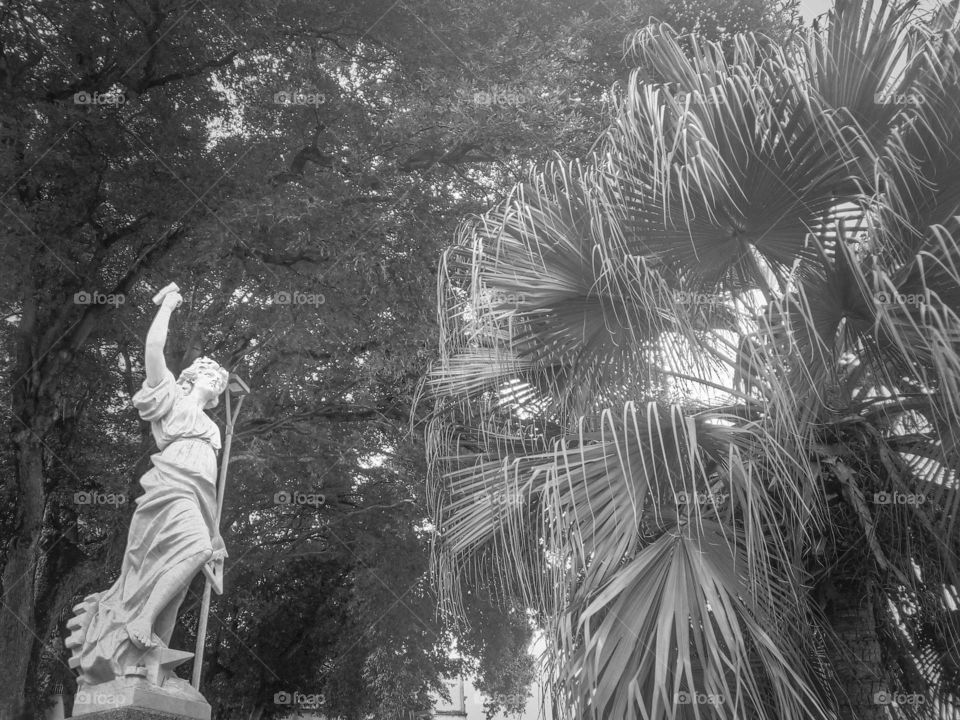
[65,282,229,720]
[144,283,183,387]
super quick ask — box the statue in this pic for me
[66,284,229,719]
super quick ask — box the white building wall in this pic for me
[431,675,551,720]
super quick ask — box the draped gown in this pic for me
[69,369,221,685]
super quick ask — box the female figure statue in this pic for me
[67,287,228,696]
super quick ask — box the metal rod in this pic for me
[191,579,213,689]
[192,386,244,689]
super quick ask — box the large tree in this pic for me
[425,0,960,718]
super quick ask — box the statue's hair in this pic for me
[177,357,229,409]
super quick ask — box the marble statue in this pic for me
[66,284,229,718]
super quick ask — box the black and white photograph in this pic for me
[3,0,960,718]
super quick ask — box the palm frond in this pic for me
[423,1,960,717]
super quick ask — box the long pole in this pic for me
[192,386,245,689]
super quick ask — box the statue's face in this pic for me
[193,366,225,401]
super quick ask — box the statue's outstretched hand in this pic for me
[203,535,227,594]
[144,283,181,385]
[160,291,183,310]
[210,534,228,562]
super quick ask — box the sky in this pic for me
[799,0,833,21]
[798,0,940,22]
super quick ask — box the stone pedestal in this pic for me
[70,710,197,720]
[71,677,210,720]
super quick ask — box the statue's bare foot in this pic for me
[125,619,155,649]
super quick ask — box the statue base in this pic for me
[71,677,211,720]
[70,710,199,720]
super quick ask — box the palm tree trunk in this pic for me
[824,576,889,720]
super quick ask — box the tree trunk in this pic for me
[1,269,60,718]
[0,431,47,718]
[824,576,889,720]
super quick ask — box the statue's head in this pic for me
[177,357,229,409]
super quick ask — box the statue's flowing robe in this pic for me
[71,370,221,684]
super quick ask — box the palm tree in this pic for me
[423,0,960,718]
